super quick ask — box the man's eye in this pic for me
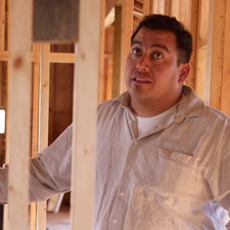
[153,52,163,59]
[132,48,142,55]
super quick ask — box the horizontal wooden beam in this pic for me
[0,51,75,63]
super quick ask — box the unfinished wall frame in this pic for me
[1,1,230,230]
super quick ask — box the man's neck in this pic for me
[129,94,182,117]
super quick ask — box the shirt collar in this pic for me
[111,85,206,120]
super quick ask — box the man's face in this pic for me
[125,28,189,109]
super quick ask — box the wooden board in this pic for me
[0,0,5,50]
[209,0,225,110]
[221,0,230,115]
[8,0,32,230]
[33,0,79,42]
[98,0,106,103]
[37,43,50,230]
[120,0,133,92]
[186,0,198,90]
[194,0,210,103]
[112,6,122,98]
[70,0,101,229]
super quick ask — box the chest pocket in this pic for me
[142,147,210,199]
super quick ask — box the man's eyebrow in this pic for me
[150,44,169,52]
[131,40,169,53]
[131,40,142,46]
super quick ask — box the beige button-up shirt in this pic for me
[0,86,230,229]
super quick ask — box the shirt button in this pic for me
[120,192,124,197]
[126,166,131,171]
[113,219,117,224]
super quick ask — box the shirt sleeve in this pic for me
[0,124,72,203]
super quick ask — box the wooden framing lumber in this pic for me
[112,6,122,98]
[120,0,134,92]
[30,44,40,230]
[98,0,106,103]
[220,0,230,115]
[185,0,198,90]
[8,0,32,230]
[209,0,226,110]
[106,0,120,17]
[36,43,50,230]
[70,0,101,229]
[50,52,75,63]
[152,0,166,14]
[0,0,5,50]
[0,51,75,63]
[143,0,151,16]
[170,0,180,18]
[194,0,210,103]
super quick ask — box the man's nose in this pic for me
[136,55,150,72]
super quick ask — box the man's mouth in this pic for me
[133,77,151,83]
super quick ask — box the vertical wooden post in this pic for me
[112,6,122,98]
[120,0,133,93]
[194,0,210,103]
[143,0,151,16]
[170,0,180,18]
[209,0,226,110]
[0,0,5,51]
[186,0,199,90]
[37,43,50,230]
[152,0,166,14]
[30,44,40,230]
[98,0,106,103]
[3,0,11,228]
[220,0,230,115]
[71,0,101,229]
[8,1,32,230]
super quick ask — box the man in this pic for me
[1,14,230,229]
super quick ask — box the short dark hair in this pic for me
[131,14,192,65]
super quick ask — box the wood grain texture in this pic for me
[209,0,226,110]
[71,0,101,229]
[120,0,133,92]
[8,0,32,229]
[221,0,230,115]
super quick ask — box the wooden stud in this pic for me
[98,0,106,103]
[220,0,230,115]
[120,0,133,93]
[71,0,101,229]
[170,0,180,18]
[30,44,40,230]
[186,0,198,90]
[106,0,120,17]
[105,57,113,100]
[178,0,191,28]
[112,6,122,98]
[0,0,5,50]
[3,0,11,228]
[164,0,171,16]
[209,0,226,110]
[152,0,166,14]
[8,1,32,230]
[143,0,151,16]
[36,43,50,230]
[194,0,210,103]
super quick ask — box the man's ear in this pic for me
[178,63,190,83]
